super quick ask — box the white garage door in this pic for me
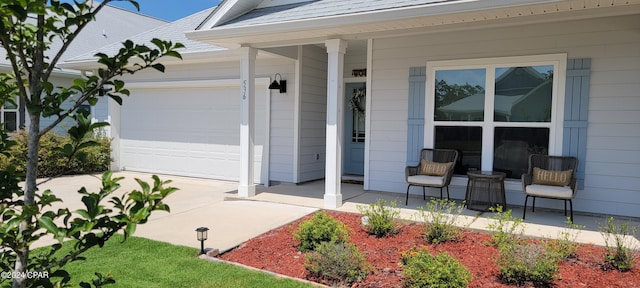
[119,82,268,183]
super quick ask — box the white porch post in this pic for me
[238,47,257,197]
[324,39,347,208]
[107,98,121,171]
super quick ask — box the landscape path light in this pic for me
[196,227,209,255]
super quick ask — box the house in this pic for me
[0,4,166,134]
[63,0,640,218]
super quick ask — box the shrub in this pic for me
[486,205,524,248]
[543,218,584,260]
[357,199,401,237]
[293,211,350,252]
[416,199,464,244]
[599,217,638,272]
[497,241,559,286]
[304,242,370,286]
[0,130,111,177]
[400,248,471,288]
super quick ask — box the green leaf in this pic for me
[128,0,140,11]
[151,63,165,72]
[87,97,98,105]
[75,209,91,219]
[72,78,87,90]
[124,223,137,238]
[165,50,183,60]
[135,178,151,193]
[39,216,60,235]
[7,5,28,20]
[110,94,123,105]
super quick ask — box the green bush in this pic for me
[357,199,400,238]
[543,218,584,260]
[600,217,638,272]
[304,242,370,286]
[416,199,464,244]
[293,211,350,252]
[0,130,111,177]
[497,241,559,286]
[486,205,524,248]
[400,248,471,288]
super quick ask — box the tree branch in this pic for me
[44,1,112,82]
[0,23,30,106]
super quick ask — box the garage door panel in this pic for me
[120,85,266,182]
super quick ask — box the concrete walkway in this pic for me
[250,180,640,247]
[33,172,639,252]
[33,172,317,252]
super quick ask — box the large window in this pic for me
[1,97,19,132]
[426,54,566,179]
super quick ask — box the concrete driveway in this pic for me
[33,171,317,252]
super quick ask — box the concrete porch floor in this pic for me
[243,180,640,247]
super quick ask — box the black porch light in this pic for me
[268,73,287,93]
[195,227,209,255]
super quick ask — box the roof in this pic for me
[67,7,222,63]
[0,4,166,66]
[217,0,454,28]
[189,0,640,48]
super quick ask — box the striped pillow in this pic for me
[532,167,573,187]
[419,160,453,176]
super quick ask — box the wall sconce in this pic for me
[268,73,287,93]
[195,227,209,255]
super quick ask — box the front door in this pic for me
[343,82,366,175]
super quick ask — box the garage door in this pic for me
[119,82,268,183]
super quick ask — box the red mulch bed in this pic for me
[219,211,640,287]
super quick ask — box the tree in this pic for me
[435,79,485,107]
[0,1,184,287]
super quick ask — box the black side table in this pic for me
[465,171,507,212]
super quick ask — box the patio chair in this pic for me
[522,154,578,222]
[405,148,458,205]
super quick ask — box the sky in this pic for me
[101,0,221,22]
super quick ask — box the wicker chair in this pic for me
[522,154,578,221]
[405,148,458,205]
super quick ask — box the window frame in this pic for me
[1,96,20,132]
[424,54,567,172]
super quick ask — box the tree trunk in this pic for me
[13,113,41,288]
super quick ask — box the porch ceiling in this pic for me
[187,0,640,49]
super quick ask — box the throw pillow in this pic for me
[532,167,573,186]
[419,160,453,176]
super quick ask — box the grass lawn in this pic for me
[36,235,314,288]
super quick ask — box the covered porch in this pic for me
[186,0,640,218]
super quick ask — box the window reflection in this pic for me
[2,112,17,131]
[494,127,549,179]
[494,66,553,122]
[434,69,486,121]
[435,126,482,175]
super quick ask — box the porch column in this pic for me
[238,47,257,197]
[324,39,347,208]
[107,97,121,171]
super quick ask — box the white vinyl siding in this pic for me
[297,45,328,182]
[368,14,640,217]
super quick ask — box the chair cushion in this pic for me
[532,167,573,186]
[408,175,445,186]
[419,160,453,176]
[525,184,573,199]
